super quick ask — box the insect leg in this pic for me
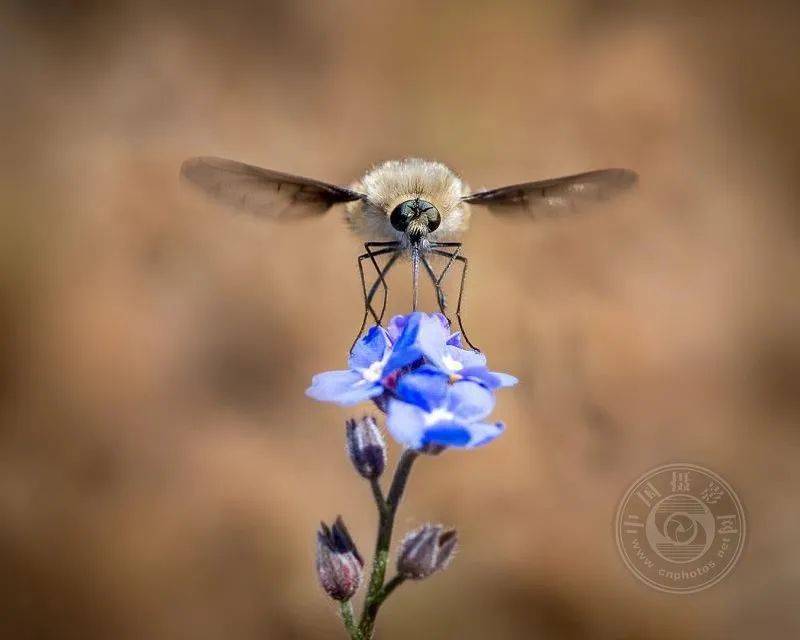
[420,253,450,322]
[431,248,480,352]
[429,241,462,310]
[365,242,401,324]
[350,244,399,353]
[366,250,401,324]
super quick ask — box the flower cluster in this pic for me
[307,312,516,450]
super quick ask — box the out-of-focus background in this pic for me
[2,1,799,638]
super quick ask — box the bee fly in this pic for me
[180,156,638,351]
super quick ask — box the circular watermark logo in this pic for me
[615,463,746,594]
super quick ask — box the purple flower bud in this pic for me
[397,524,458,580]
[316,516,363,601]
[345,416,386,479]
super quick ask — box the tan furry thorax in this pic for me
[345,158,472,246]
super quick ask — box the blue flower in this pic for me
[383,312,451,374]
[388,313,518,391]
[386,368,505,449]
[306,326,393,406]
[307,312,516,450]
[433,345,518,390]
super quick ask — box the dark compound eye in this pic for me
[426,206,441,231]
[390,201,415,232]
[390,198,440,234]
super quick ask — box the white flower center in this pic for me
[360,359,384,383]
[442,352,463,372]
[424,408,454,427]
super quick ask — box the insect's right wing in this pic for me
[180,156,366,220]
[462,168,638,218]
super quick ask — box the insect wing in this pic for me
[180,156,365,220]
[462,168,638,218]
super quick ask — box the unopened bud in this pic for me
[397,524,458,580]
[345,416,386,479]
[316,516,363,601]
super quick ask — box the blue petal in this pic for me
[384,313,449,374]
[446,332,463,347]
[306,370,382,406]
[395,367,449,412]
[386,399,427,448]
[420,420,505,448]
[459,366,503,390]
[431,313,451,331]
[458,367,517,390]
[383,313,424,373]
[348,326,390,371]
[491,372,518,388]
[446,381,495,421]
[463,421,505,448]
[420,422,472,447]
[386,314,408,343]
[415,314,451,360]
[445,345,486,369]
[420,341,485,375]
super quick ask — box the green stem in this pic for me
[340,601,362,640]
[378,574,406,602]
[359,449,419,638]
[369,477,386,516]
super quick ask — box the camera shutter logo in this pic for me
[615,463,746,594]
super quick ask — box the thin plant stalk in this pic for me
[340,601,362,640]
[357,449,419,638]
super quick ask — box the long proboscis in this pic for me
[411,245,420,311]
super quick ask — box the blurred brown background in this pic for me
[2,1,799,638]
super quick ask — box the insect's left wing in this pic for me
[462,168,638,218]
[180,156,365,220]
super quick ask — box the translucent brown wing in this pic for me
[462,168,638,218]
[180,156,365,220]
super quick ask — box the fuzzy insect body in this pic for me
[345,158,471,250]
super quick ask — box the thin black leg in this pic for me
[358,253,381,325]
[359,249,397,323]
[351,243,400,353]
[420,253,450,323]
[367,250,401,324]
[430,242,461,282]
[365,242,400,322]
[353,247,397,350]
[431,248,480,352]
